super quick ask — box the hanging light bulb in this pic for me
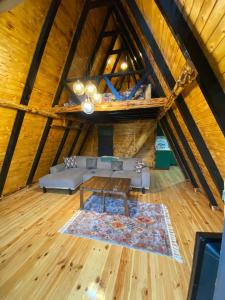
[92,93,102,104]
[81,97,94,114]
[85,81,97,96]
[73,80,85,96]
[120,61,128,71]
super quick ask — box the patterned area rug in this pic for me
[59,195,183,262]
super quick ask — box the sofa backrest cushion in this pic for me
[120,158,137,171]
[111,160,123,171]
[97,158,111,170]
[86,158,97,169]
[76,156,94,168]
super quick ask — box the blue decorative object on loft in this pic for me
[103,71,149,100]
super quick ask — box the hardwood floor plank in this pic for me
[0,167,223,299]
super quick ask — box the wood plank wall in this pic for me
[124,0,225,206]
[178,0,225,91]
[0,1,109,195]
[81,120,157,167]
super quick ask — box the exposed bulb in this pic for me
[81,98,94,114]
[92,93,102,104]
[85,81,97,96]
[73,80,85,96]
[121,62,128,71]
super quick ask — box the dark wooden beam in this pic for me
[103,52,121,92]
[103,29,121,37]
[112,9,143,71]
[115,2,164,96]
[126,0,223,201]
[27,1,90,185]
[126,0,174,87]
[98,34,118,80]
[0,0,61,196]
[176,96,223,195]
[109,48,125,55]
[68,124,84,157]
[168,110,218,207]
[86,7,112,75]
[160,119,197,185]
[52,121,72,166]
[88,0,115,9]
[155,0,225,136]
[66,69,145,82]
[118,75,126,91]
[78,125,91,155]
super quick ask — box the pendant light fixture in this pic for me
[81,97,94,114]
[120,61,128,71]
[73,80,85,96]
[85,81,97,96]
[92,93,102,104]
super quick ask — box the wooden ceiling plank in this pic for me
[27,1,90,186]
[0,0,61,196]
[155,0,225,136]
[86,7,112,75]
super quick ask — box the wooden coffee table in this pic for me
[79,176,131,216]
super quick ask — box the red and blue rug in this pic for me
[59,195,183,262]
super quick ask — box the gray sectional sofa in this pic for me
[39,156,150,194]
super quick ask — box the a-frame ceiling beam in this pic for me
[115,2,164,97]
[78,125,92,155]
[97,34,118,81]
[68,124,84,157]
[103,52,121,93]
[86,6,112,75]
[0,0,61,196]
[66,69,145,83]
[109,48,126,55]
[103,29,121,38]
[155,0,225,137]
[168,111,218,207]
[111,9,142,90]
[112,8,143,71]
[27,1,90,185]
[88,0,116,9]
[159,119,196,185]
[52,121,72,166]
[112,11,142,73]
[127,0,223,201]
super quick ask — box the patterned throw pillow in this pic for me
[64,156,77,169]
[111,160,123,171]
[135,161,145,173]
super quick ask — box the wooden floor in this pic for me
[0,167,223,300]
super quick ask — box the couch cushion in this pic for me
[76,156,96,168]
[97,158,111,170]
[120,158,137,171]
[86,158,97,169]
[111,160,123,171]
[83,169,113,182]
[112,170,141,187]
[39,168,86,190]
